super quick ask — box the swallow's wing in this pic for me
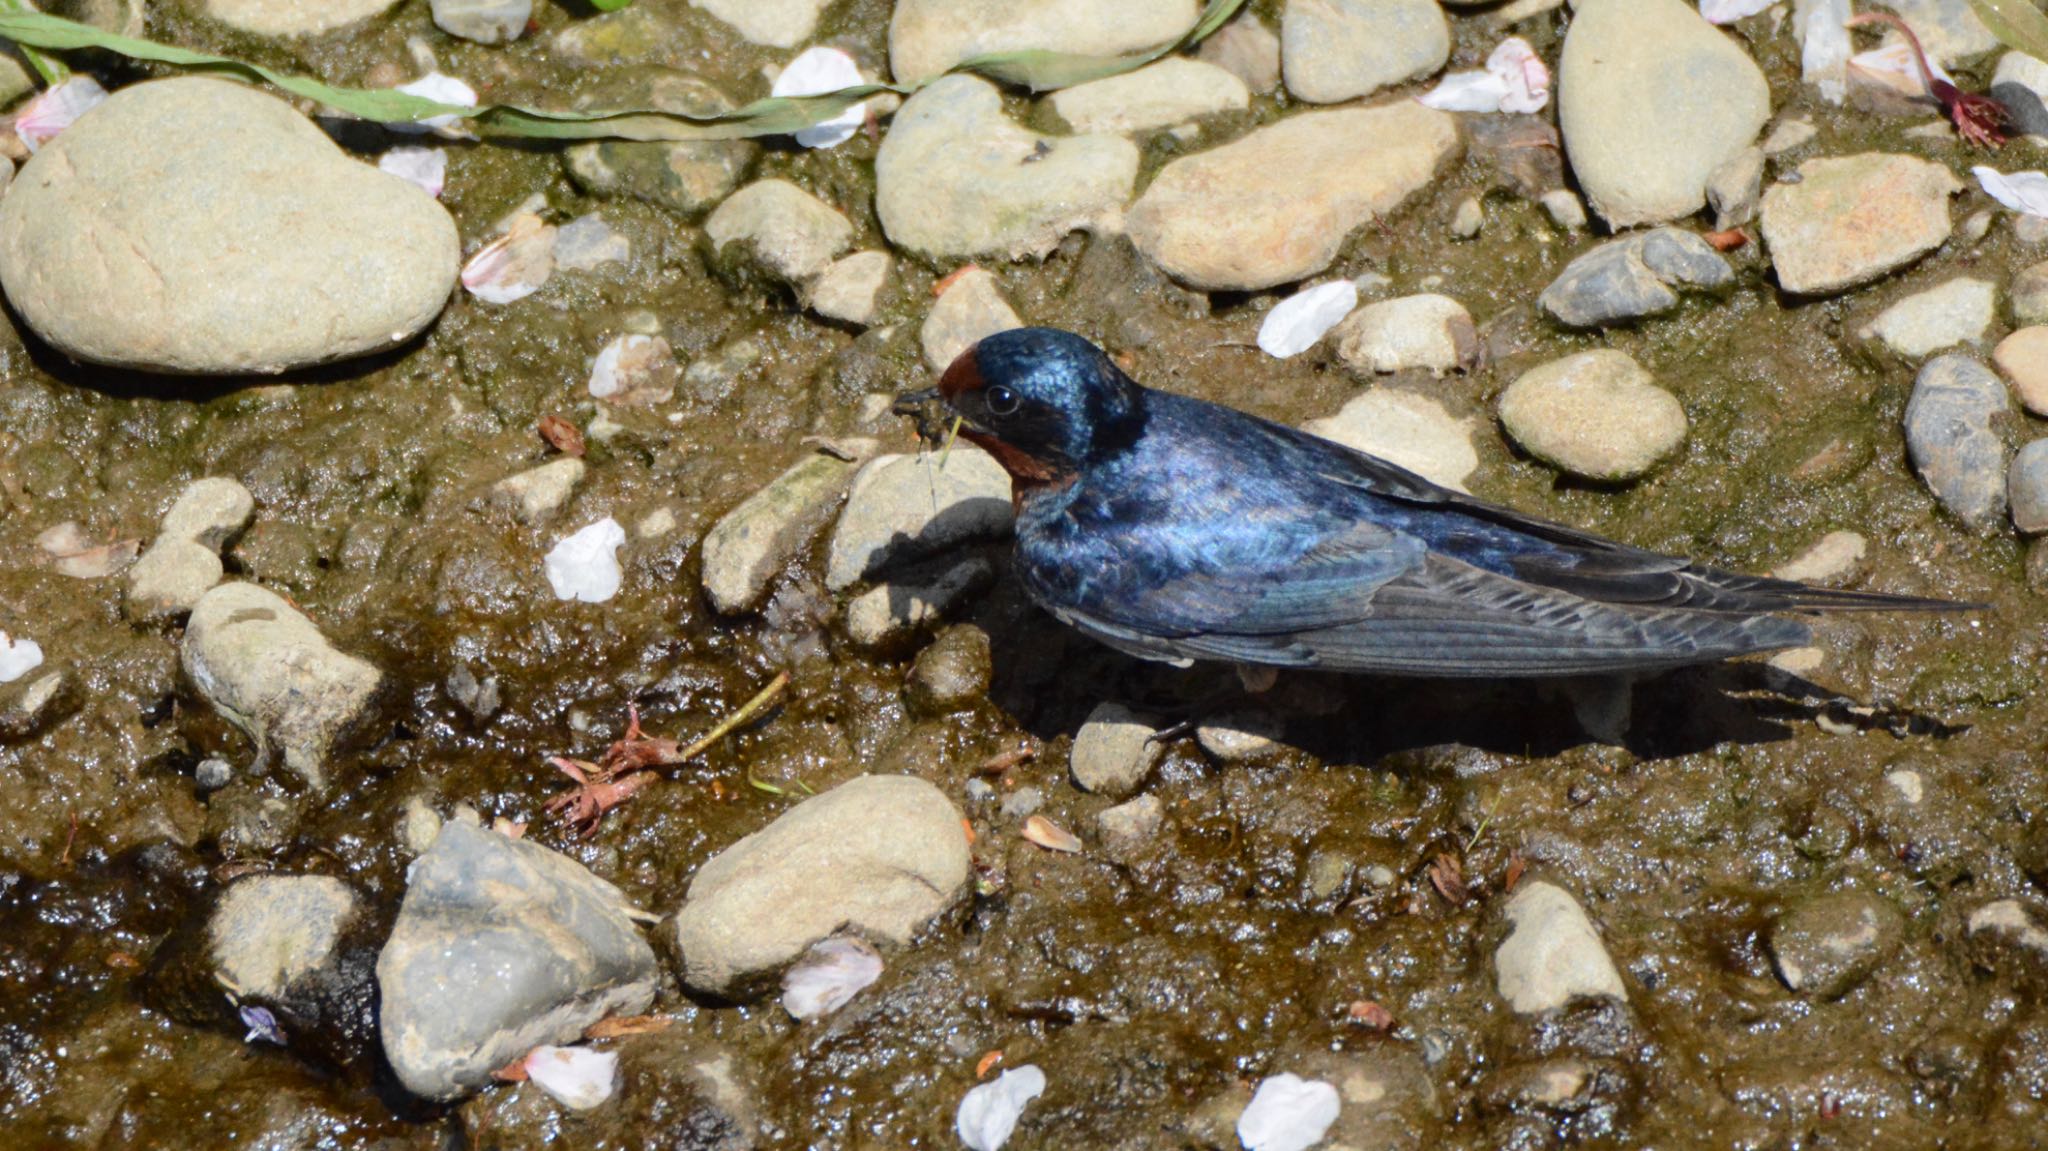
[1040,518,1425,638]
[1249,417,1953,615]
[1157,554,1811,677]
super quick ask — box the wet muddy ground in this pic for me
[5,1,2048,1148]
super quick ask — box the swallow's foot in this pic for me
[1560,674,1635,746]
[1234,663,1280,694]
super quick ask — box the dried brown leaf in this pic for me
[1346,1000,1395,1031]
[539,414,586,457]
[1427,852,1468,905]
[583,1014,674,1039]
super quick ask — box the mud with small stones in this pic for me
[5,2,2048,1148]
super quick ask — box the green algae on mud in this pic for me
[4,2,2048,1148]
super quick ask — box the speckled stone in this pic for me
[1904,354,2012,532]
[2010,440,2048,534]
[1760,153,1959,296]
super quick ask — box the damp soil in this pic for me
[5,2,2048,1148]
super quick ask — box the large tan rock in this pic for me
[0,77,457,374]
[1558,0,1771,227]
[888,0,1199,84]
[1127,102,1459,291]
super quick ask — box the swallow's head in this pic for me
[907,328,1143,487]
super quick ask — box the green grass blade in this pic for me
[0,0,1248,139]
[1965,0,2048,60]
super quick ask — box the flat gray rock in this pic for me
[1196,11,1281,93]
[378,818,659,1102]
[1281,0,1449,104]
[844,557,996,650]
[1330,293,1478,375]
[1992,49,2048,140]
[563,73,756,221]
[1996,327,2048,416]
[692,0,828,47]
[705,179,855,286]
[1905,354,2012,532]
[0,77,457,374]
[1539,229,1734,328]
[1127,102,1459,291]
[825,448,1014,592]
[1557,0,1770,227]
[126,476,255,622]
[808,250,892,326]
[210,874,360,1001]
[2018,261,2048,327]
[430,0,529,43]
[700,443,875,614]
[670,775,971,997]
[1304,389,1478,492]
[1857,278,1996,359]
[921,268,1022,372]
[877,75,1138,261]
[181,582,382,788]
[1049,58,1250,136]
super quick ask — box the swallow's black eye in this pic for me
[985,385,1021,416]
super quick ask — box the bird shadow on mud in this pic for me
[984,610,1965,768]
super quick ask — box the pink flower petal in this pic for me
[1700,0,1778,24]
[1257,281,1358,359]
[1417,69,1510,112]
[378,146,447,198]
[956,1065,1046,1151]
[772,46,866,150]
[392,72,477,134]
[781,936,884,1020]
[1798,0,1852,104]
[522,1045,617,1110]
[0,631,43,684]
[462,213,557,305]
[16,76,108,153]
[1237,1074,1341,1151]
[1975,167,2048,219]
[1489,38,1550,114]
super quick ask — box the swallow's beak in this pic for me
[892,386,954,446]
[891,386,942,418]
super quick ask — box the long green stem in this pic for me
[0,0,68,86]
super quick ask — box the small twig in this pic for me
[673,671,791,762]
[1464,791,1505,853]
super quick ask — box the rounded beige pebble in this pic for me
[1498,351,1687,482]
[1994,327,2048,417]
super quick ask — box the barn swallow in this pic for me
[894,328,1956,678]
